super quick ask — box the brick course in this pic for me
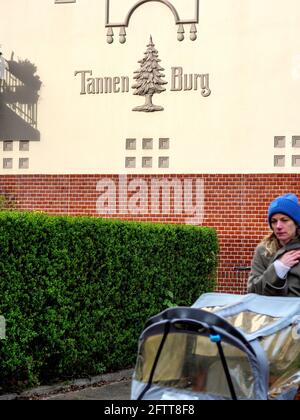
[1,173,297,294]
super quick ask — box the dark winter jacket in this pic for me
[248,238,300,297]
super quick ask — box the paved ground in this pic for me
[44,379,132,400]
[0,369,133,400]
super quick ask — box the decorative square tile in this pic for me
[159,138,170,150]
[19,158,29,169]
[19,141,30,152]
[126,138,136,150]
[142,138,153,150]
[274,136,285,148]
[274,155,285,167]
[292,155,300,167]
[3,141,13,152]
[142,157,153,168]
[3,158,13,169]
[292,136,300,148]
[125,157,136,168]
[159,156,170,168]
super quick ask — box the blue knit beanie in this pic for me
[268,193,300,227]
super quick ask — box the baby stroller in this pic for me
[131,293,300,400]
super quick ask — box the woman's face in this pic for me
[270,213,297,245]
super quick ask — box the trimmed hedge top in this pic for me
[0,212,218,390]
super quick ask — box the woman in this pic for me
[248,193,300,297]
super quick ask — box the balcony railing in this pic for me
[0,67,38,129]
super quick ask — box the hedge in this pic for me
[0,211,218,391]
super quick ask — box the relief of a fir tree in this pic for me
[132,36,167,112]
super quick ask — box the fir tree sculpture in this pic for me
[132,36,167,112]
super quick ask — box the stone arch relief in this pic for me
[105,0,199,44]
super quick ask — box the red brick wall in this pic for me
[1,174,298,294]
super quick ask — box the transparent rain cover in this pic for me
[134,332,256,400]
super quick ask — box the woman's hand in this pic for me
[279,250,300,267]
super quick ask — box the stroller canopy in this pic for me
[131,293,300,400]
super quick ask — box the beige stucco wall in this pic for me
[1,0,300,174]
